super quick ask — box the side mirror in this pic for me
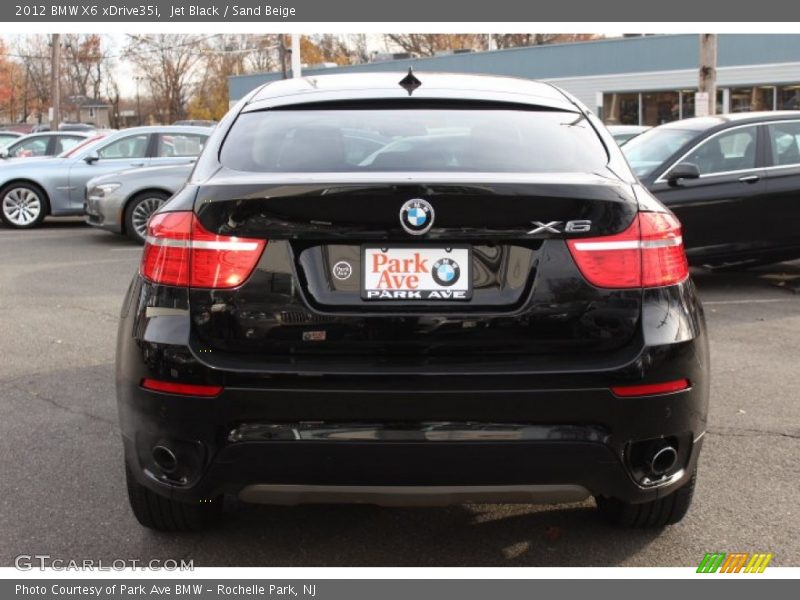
[666,162,700,186]
[84,151,100,164]
[0,148,8,159]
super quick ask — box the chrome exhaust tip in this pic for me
[650,445,678,476]
[152,445,178,474]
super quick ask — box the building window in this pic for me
[778,85,800,110]
[729,87,775,112]
[602,93,639,125]
[641,91,680,125]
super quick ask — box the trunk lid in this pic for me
[187,172,642,358]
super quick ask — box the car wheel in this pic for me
[595,468,696,528]
[0,182,48,229]
[125,463,222,531]
[125,191,170,244]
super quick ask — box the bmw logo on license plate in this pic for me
[431,257,460,287]
[400,199,434,235]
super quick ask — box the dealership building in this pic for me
[229,34,800,125]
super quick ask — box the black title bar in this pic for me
[4,0,800,22]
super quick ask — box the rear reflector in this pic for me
[611,379,690,397]
[141,378,223,397]
[567,212,689,289]
[141,211,266,288]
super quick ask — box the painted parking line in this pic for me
[702,298,796,305]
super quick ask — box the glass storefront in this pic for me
[602,84,798,124]
[602,92,639,125]
[641,91,680,125]
[729,86,775,112]
[778,85,800,109]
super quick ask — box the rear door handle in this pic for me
[738,175,760,184]
[130,162,145,167]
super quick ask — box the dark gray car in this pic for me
[85,163,192,243]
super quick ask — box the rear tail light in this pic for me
[141,211,266,288]
[611,379,691,397]
[141,378,223,397]
[567,212,688,289]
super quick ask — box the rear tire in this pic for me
[125,463,222,531]
[0,182,49,229]
[124,191,169,244]
[595,468,696,528]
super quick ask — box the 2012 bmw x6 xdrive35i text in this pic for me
[116,72,709,531]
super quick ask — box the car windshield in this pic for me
[58,135,106,158]
[220,109,609,173]
[622,127,699,178]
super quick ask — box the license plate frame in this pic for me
[361,245,472,301]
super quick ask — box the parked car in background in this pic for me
[0,131,23,147]
[0,132,91,159]
[0,126,210,229]
[86,163,192,243]
[607,125,650,146]
[622,111,800,267]
[58,122,97,132]
[173,119,218,127]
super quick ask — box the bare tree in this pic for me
[243,35,281,73]
[126,34,206,123]
[491,33,599,49]
[188,34,253,120]
[383,34,485,57]
[14,35,51,123]
[344,34,369,64]
[61,34,113,100]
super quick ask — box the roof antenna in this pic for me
[398,67,422,96]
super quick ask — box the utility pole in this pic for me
[291,34,301,78]
[279,34,287,79]
[135,76,143,126]
[698,34,717,117]
[50,33,61,130]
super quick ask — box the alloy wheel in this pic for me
[131,196,166,241]
[2,187,42,227]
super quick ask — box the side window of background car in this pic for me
[56,136,84,155]
[156,133,207,157]
[97,134,150,159]
[12,137,48,158]
[767,121,800,167]
[685,126,758,176]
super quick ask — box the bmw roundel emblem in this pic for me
[400,199,434,235]
[431,257,460,287]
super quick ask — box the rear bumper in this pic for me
[116,277,710,506]
[118,384,705,505]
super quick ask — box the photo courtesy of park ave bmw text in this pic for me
[0,0,798,594]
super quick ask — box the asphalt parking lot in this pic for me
[1,218,798,567]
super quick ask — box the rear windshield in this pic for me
[220,109,609,173]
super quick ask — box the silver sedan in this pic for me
[85,163,192,243]
[0,125,210,229]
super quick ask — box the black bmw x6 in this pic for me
[116,72,709,531]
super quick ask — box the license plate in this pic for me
[362,246,471,300]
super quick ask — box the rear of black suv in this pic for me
[116,73,709,531]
